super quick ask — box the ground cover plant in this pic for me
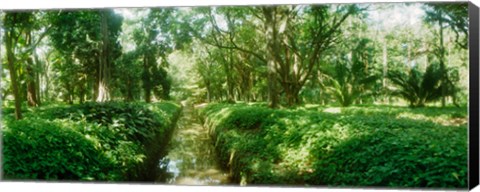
[199,103,467,188]
[2,101,181,181]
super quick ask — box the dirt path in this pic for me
[156,102,230,185]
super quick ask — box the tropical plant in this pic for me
[387,62,458,107]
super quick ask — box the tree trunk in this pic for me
[5,13,23,120]
[125,79,134,102]
[66,81,74,104]
[79,82,86,104]
[263,7,280,108]
[96,10,111,102]
[439,10,446,107]
[43,55,50,102]
[226,49,235,102]
[382,37,388,88]
[34,52,42,105]
[26,58,38,107]
[382,36,388,103]
[25,29,39,107]
[143,53,152,103]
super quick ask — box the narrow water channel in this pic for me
[155,102,231,185]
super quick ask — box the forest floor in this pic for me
[158,102,230,185]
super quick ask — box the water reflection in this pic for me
[156,103,231,185]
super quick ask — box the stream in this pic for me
[155,102,231,185]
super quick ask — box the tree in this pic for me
[48,9,122,103]
[113,51,142,101]
[424,3,468,49]
[187,5,361,107]
[387,62,448,107]
[96,10,111,102]
[322,37,379,107]
[131,8,189,102]
[270,5,362,106]
[3,12,24,119]
[423,3,468,107]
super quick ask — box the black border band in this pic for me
[469,1,479,190]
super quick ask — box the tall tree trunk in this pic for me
[34,52,42,105]
[78,79,86,104]
[125,79,134,102]
[226,49,235,102]
[25,30,39,107]
[382,36,388,103]
[143,53,152,103]
[26,58,38,107]
[439,10,447,107]
[96,10,111,102]
[44,54,51,101]
[5,13,23,120]
[263,7,280,108]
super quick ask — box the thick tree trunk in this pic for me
[263,7,280,108]
[96,10,111,102]
[5,14,23,119]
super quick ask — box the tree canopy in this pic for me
[1,2,469,118]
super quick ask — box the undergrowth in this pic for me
[2,101,181,181]
[199,103,467,188]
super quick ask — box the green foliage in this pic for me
[2,118,118,180]
[387,62,458,107]
[2,101,181,181]
[423,3,468,49]
[199,103,467,188]
[315,13,382,107]
[47,9,123,102]
[112,51,143,101]
[54,102,164,144]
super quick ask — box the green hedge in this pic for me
[2,101,181,181]
[3,118,116,180]
[199,103,467,188]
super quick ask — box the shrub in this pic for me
[199,103,467,188]
[2,101,181,181]
[2,118,117,181]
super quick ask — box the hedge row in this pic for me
[2,101,181,181]
[198,103,467,188]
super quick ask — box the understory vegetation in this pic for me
[2,101,181,181]
[199,103,467,188]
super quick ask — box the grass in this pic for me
[2,101,182,181]
[198,103,468,188]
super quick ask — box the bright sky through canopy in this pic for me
[366,3,425,30]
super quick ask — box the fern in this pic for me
[387,62,456,107]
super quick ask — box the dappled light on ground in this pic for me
[396,112,467,127]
